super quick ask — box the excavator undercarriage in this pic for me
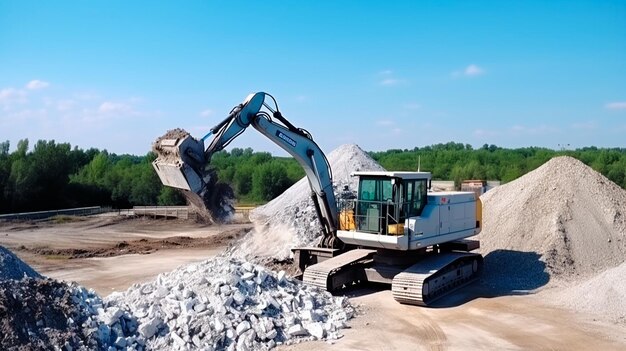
[294,240,482,306]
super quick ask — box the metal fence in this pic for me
[0,206,111,221]
[0,205,257,222]
[132,206,193,219]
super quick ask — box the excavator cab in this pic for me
[338,172,430,236]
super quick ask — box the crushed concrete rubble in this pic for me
[236,144,385,260]
[104,257,354,350]
[0,277,106,350]
[1,255,354,350]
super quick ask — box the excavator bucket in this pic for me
[152,129,209,194]
[152,129,235,223]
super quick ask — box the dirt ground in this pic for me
[1,216,625,350]
[0,216,251,294]
[285,286,626,351]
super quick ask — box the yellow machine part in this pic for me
[339,210,356,230]
[476,196,482,229]
[387,224,405,235]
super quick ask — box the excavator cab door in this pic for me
[355,176,400,234]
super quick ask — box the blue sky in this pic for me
[1,1,625,155]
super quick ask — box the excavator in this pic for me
[152,92,483,306]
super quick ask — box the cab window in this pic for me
[359,178,393,202]
[402,179,427,217]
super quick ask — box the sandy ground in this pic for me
[34,248,224,295]
[0,216,250,295]
[1,216,625,350]
[285,285,626,351]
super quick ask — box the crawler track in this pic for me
[303,249,376,290]
[392,252,483,306]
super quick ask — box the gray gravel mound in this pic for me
[0,245,42,281]
[477,156,626,290]
[548,261,626,324]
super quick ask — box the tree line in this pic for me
[0,139,624,214]
[370,142,626,189]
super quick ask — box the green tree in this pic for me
[252,161,290,201]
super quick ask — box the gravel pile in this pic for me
[102,257,354,350]
[549,261,626,324]
[1,245,42,280]
[477,156,626,290]
[236,144,385,260]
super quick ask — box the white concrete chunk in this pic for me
[287,324,308,337]
[236,321,251,336]
[137,317,161,338]
[305,322,325,340]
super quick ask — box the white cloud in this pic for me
[452,64,486,78]
[26,80,50,90]
[200,109,213,117]
[377,69,405,86]
[605,102,626,110]
[464,64,484,76]
[98,101,132,114]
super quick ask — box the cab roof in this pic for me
[351,171,432,181]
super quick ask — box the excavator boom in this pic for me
[152,92,340,247]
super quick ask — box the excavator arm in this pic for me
[152,92,340,248]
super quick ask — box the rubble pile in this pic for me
[0,278,106,350]
[0,254,354,350]
[102,257,354,350]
